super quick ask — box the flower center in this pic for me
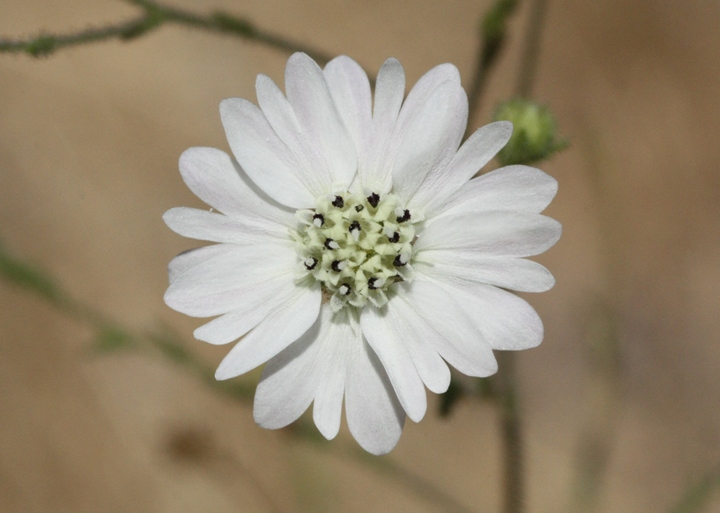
[294,190,417,311]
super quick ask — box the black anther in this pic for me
[368,277,379,290]
[339,284,352,295]
[355,205,364,212]
[388,232,400,243]
[349,220,361,233]
[367,193,380,208]
[393,255,407,267]
[304,258,317,271]
[312,213,324,226]
[332,196,344,208]
[396,209,411,223]
[324,238,337,250]
[331,260,343,272]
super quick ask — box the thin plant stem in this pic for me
[497,351,523,513]
[0,14,157,56]
[515,0,549,98]
[563,137,623,513]
[566,299,621,513]
[495,1,552,512]
[0,0,336,67]
[466,0,519,136]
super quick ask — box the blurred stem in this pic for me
[515,0,549,98]
[466,0,519,135]
[491,2,552,513]
[0,240,470,513]
[0,239,254,400]
[564,133,625,513]
[0,239,113,329]
[0,0,336,67]
[667,461,720,513]
[497,351,523,513]
[567,300,621,513]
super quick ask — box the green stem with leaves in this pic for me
[0,0,335,66]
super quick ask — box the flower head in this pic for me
[164,53,561,455]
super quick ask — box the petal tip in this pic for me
[315,420,340,441]
[214,364,235,381]
[494,120,514,140]
[362,442,397,456]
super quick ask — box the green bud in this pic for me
[493,98,568,166]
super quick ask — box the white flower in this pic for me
[164,53,561,455]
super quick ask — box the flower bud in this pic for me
[493,98,567,166]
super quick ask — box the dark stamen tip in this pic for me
[393,255,408,267]
[367,193,380,208]
[332,196,344,208]
[396,209,411,223]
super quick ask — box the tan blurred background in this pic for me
[1,0,720,512]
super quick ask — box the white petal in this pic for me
[312,308,355,440]
[253,316,323,429]
[168,244,229,284]
[179,147,294,227]
[362,57,405,190]
[364,288,451,394]
[193,275,296,345]
[360,306,428,422]
[285,53,357,189]
[396,63,461,122]
[373,58,405,122]
[421,122,513,216]
[215,283,321,379]
[345,340,405,455]
[398,277,497,377]
[324,56,372,170]
[164,242,296,317]
[391,81,468,208]
[164,207,288,244]
[414,254,555,292]
[255,74,303,142]
[255,74,333,198]
[430,277,545,350]
[220,97,316,208]
[415,211,562,258]
[376,63,461,186]
[432,165,559,222]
